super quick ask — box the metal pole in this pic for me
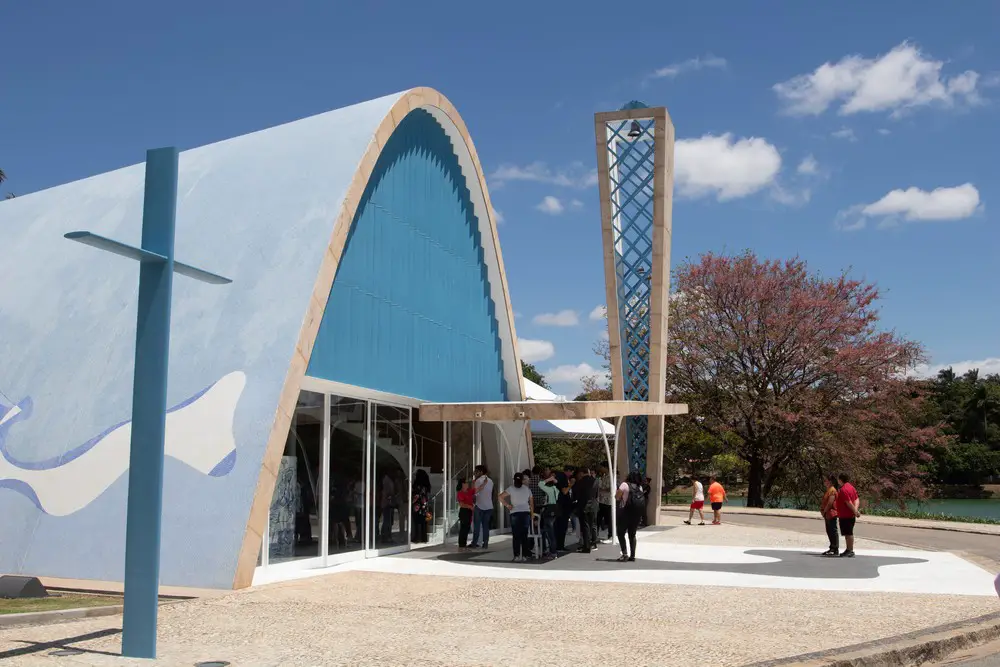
[596,419,615,547]
[121,148,178,659]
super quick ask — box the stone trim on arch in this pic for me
[231,88,528,588]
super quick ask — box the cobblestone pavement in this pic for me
[1,517,996,666]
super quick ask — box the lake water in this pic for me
[899,498,1000,521]
[667,495,1000,521]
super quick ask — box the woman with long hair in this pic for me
[615,471,645,562]
[456,478,475,549]
[821,474,840,556]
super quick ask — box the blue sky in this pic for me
[2,1,998,393]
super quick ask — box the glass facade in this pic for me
[261,384,507,576]
[267,391,323,565]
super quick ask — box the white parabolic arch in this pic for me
[234,88,530,588]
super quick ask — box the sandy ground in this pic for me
[1,518,996,667]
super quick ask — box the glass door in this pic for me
[411,413,446,547]
[366,403,411,555]
[267,391,324,566]
[325,395,367,562]
[446,422,476,542]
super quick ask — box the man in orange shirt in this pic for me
[707,476,727,525]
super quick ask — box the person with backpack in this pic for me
[615,471,645,562]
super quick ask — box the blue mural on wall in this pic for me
[308,109,507,403]
[0,91,405,588]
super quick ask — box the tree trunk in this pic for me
[746,456,765,508]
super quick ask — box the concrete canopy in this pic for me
[419,400,687,422]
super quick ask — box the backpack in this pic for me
[626,483,646,514]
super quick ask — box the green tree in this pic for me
[932,441,1000,486]
[1,168,15,199]
[965,382,1000,443]
[710,452,749,485]
[521,361,548,388]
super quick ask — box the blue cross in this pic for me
[64,147,231,659]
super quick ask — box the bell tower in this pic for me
[594,102,675,523]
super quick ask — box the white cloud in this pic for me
[536,196,565,215]
[675,134,782,200]
[912,357,1000,379]
[599,330,610,342]
[532,309,580,327]
[797,155,819,175]
[490,161,597,189]
[878,128,891,136]
[513,311,522,319]
[493,208,504,224]
[770,185,811,207]
[518,338,556,363]
[544,362,603,390]
[500,132,785,206]
[589,305,607,321]
[774,42,983,117]
[839,183,982,230]
[832,127,857,142]
[651,55,727,79]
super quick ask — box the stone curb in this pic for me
[742,612,1000,666]
[0,604,123,628]
[661,505,1000,537]
[0,598,186,629]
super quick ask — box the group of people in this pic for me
[682,475,728,525]
[455,464,651,563]
[679,471,863,559]
[820,473,861,558]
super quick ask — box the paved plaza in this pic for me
[1,514,997,666]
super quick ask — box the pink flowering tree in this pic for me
[663,251,944,507]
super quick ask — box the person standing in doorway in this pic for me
[500,472,535,562]
[379,472,395,543]
[836,473,861,558]
[820,475,840,556]
[469,465,494,550]
[707,476,727,525]
[615,471,644,562]
[597,464,614,542]
[411,469,432,544]
[456,479,475,549]
[683,478,706,525]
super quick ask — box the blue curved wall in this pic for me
[307,109,507,402]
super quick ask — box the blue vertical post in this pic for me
[121,147,178,659]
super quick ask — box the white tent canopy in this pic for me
[523,378,617,440]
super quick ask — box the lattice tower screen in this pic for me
[604,109,656,473]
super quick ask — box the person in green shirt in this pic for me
[538,470,561,559]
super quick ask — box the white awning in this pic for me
[523,378,617,440]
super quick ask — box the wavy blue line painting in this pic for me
[0,371,246,516]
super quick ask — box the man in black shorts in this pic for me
[835,473,861,558]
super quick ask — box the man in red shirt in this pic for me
[835,473,861,558]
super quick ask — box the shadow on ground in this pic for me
[412,540,928,580]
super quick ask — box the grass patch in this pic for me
[0,593,121,615]
[863,507,1000,525]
